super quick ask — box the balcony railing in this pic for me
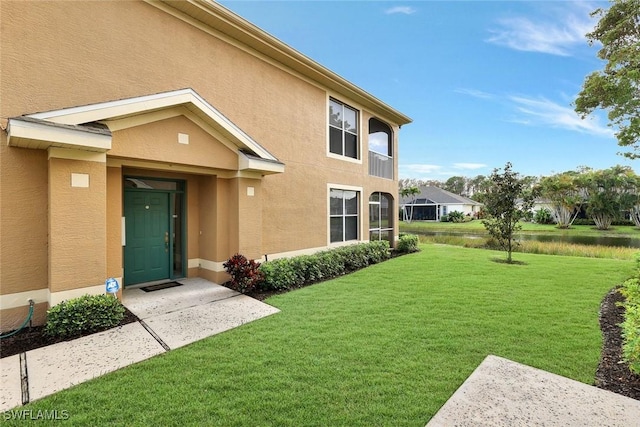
[368,151,393,179]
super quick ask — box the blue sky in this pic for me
[220,0,636,181]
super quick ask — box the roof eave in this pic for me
[155,0,412,126]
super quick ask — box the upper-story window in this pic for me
[368,118,393,179]
[329,98,359,159]
[368,118,392,157]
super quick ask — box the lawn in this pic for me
[11,245,634,426]
[401,220,640,236]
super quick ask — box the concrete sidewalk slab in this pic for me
[26,322,165,402]
[426,355,640,427]
[1,354,22,411]
[141,294,280,349]
[124,278,237,319]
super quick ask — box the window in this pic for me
[368,118,392,156]
[330,189,359,243]
[369,192,393,241]
[368,118,393,179]
[329,98,359,159]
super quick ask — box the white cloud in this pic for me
[403,164,443,174]
[385,6,416,15]
[400,163,488,180]
[453,163,487,170]
[507,95,614,137]
[486,3,596,56]
[454,88,494,99]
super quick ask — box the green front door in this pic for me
[124,191,170,286]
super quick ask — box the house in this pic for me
[0,1,411,331]
[400,186,482,221]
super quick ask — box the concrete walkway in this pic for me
[0,278,279,411]
[427,355,640,427]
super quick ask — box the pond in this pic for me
[416,231,640,249]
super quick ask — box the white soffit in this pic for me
[7,118,111,152]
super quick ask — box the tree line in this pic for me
[400,164,640,231]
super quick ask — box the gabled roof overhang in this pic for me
[6,88,284,175]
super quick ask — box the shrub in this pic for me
[223,254,264,293]
[619,259,640,375]
[259,258,299,291]
[534,208,554,224]
[397,233,419,253]
[259,241,391,292]
[365,240,391,264]
[447,211,465,223]
[620,304,640,375]
[291,255,323,284]
[440,214,449,222]
[44,294,125,339]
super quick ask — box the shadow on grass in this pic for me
[490,257,528,265]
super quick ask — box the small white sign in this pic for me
[105,277,120,294]
[71,173,89,188]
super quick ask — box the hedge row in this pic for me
[259,240,391,291]
[620,257,640,374]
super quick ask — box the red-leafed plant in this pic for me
[223,254,263,293]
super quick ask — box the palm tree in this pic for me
[400,186,420,223]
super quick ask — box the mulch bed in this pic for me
[0,308,139,359]
[595,288,640,400]
[2,286,639,402]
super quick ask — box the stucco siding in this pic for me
[110,115,238,170]
[48,157,107,292]
[0,141,49,295]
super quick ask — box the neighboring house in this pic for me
[0,1,411,331]
[400,186,482,221]
[525,198,555,216]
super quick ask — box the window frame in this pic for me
[369,192,394,242]
[328,184,362,245]
[327,97,362,164]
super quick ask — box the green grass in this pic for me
[401,220,640,236]
[10,246,634,426]
[418,234,638,260]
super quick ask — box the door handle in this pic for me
[165,231,169,252]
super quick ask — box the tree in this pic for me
[579,165,637,230]
[481,163,535,263]
[468,175,491,203]
[536,172,584,228]
[443,176,466,196]
[628,174,640,227]
[400,185,420,223]
[575,0,640,158]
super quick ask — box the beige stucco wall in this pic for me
[48,155,107,292]
[0,140,49,295]
[0,0,404,326]
[110,115,238,171]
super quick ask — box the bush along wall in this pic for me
[258,240,391,292]
[44,294,125,339]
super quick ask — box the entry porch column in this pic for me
[48,148,108,305]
